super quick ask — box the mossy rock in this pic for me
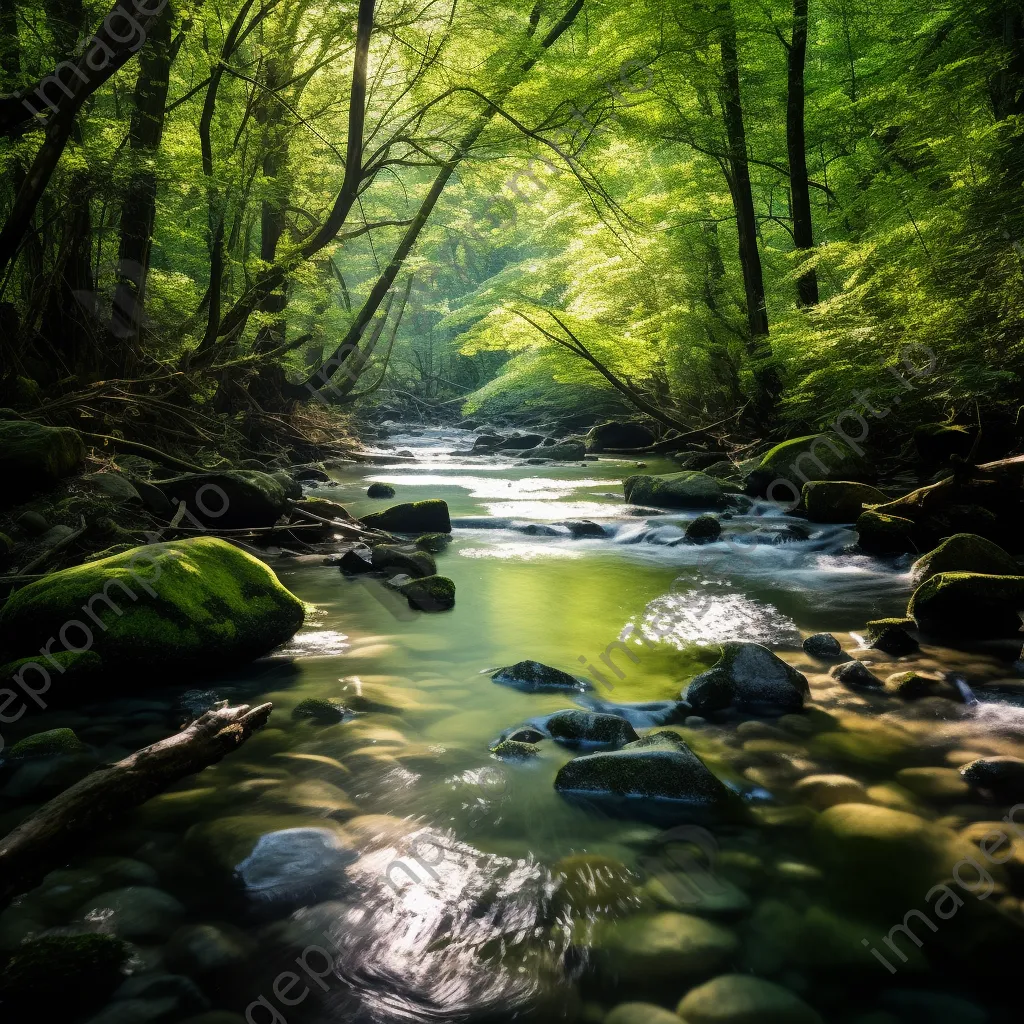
[677,974,822,1024]
[398,574,455,611]
[0,934,127,1015]
[270,470,302,500]
[913,422,974,467]
[367,482,396,499]
[80,472,142,504]
[910,533,1018,586]
[959,756,1024,801]
[490,739,540,760]
[683,642,809,714]
[746,435,871,499]
[543,709,639,747]
[371,544,436,579]
[865,618,919,656]
[492,659,592,693]
[0,537,304,683]
[802,480,889,523]
[623,471,725,509]
[885,671,963,701]
[685,513,722,543]
[291,698,349,724]
[415,532,451,553]
[0,420,84,504]
[8,727,87,759]
[908,572,1024,637]
[155,470,290,528]
[360,498,451,533]
[856,510,921,555]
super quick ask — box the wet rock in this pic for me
[490,739,541,761]
[77,887,185,943]
[960,756,1024,801]
[856,510,921,555]
[586,421,656,451]
[746,435,871,499]
[676,974,823,1024]
[543,441,587,460]
[0,537,304,684]
[802,480,889,523]
[830,659,884,690]
[155,470,289,528]
[802,632,845,660]
[164,924,255,977]
[910,533,1018,585]
[0,419,84,504]
[684,643,809,714]
[337,548,375,574]
[575,697,684,728]
[554,732,734,806]
[866,618,919,656]
[370,543,436,578]
[605,1003,685,1024]
[685,513,721,543]
[909,572,1024,637]
[561,519,607,538]
[590,911,738,982]
[885,671,963,701]
[291,698,349,724]
[793,774,870,810]
[0,934,127,1017]
[398,574,455,611]
[8,726,86,758]
[81,472,143,504]
[367,482,396,498]
[35,857,159,917]
[294,466,330,482]
[491,660,592,693]
[360,498,451,533]
[415,532,451,553]
[623,471,725,510]
[270,471,302,500]
[543,710,639,747]
[506,726,546,743]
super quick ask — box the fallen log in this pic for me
[0,701,271,909]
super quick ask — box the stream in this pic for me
[6,426,1024,1024]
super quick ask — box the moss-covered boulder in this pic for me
[490,739,540,760]
[686,513,722,543]
[885,671,963,701]
[910,533,1018,586]
[586,421,656,451]
[802,480,889,523]
[360,498,451,533]
[367,482,396,499]
[908,572,1024,637]
[0,934,128,1016]
[155,471,290,528]
[270,470,302,500]
[683,642,809,714]
[913,422,974,467]
[371,544,436,578]
[856,509,921,555]
[291,698,349,724]
[746,435,871,499]
[543,710,639,747]
[676,974,822,1024]
[415,532,451,553]
[398,574,455,611]
[960,756,1024,801]
[0,537,304,682]
[554,731,734,807]
[802,632,844,660]
[623,471,725,509]
[0,420,84,503]
[8,727,87,758]
[865,618,919,656]
[492,660,592,693]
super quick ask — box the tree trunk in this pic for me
[787,0,818,306]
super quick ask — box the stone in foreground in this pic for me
[684,642,809,714]
[802,632,844,660]
[491,660,592,693]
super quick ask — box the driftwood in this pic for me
[0,701,271,909]
[288,503,392,543]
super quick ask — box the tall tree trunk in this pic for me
[112,11,174,341]
[787,0,818,306]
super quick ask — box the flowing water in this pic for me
[5,427,1024,1024]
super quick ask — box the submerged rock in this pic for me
[685,513,722,543]
[865,618,919,656]
[0,537,304,684]
[543,710,639,747]
[370,543,436,578]
[960,756,1024,801]
[490,739,540,761]
[0,419,84,504]
[802,632,845,660]
[677,974,823,1024]
[623,471,725,510]
[830,659,884,690]
[561,519,608,538]
[291,698,350,724]
[366,482,396,498]
[77,886,184,942]
[554,731,733,806]
[792,774,869,810]
[8,727,86,758]
[398,574,456,611]
[802,480,888,523]
[360,498,451,533]
[415,532,452,553]
[683,642,809,714]
[155,470,290,528]
[491,660,592,693]
[910,532,1019,585]
[909,572,1024,637]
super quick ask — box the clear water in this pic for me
[5,427,1024,1024]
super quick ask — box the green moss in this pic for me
[803,481,889,523]
[856,510,920,554]
[759,434,870,481]
[0,537,304,680]
[885,671,962,701]
[490,739,540,760]
[155,471,289,528]
[685,513,721,542]
[865,618,919,656]
[360,499,451,533]
[910,533,1018,585]
[371,544,436,578]
[0,649,102,685]
[622,471,725,509]
[415,532,452,553]
[9,727,87,758]
[908,571,1024,637]
[0,420,84,502]
[367,482,396,498]
[399,574,456,611]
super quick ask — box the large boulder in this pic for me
[360,499,451,533]
[855,510,921,555]
[543,710,639,747]
[683,643,809,714]
[676,975,822,1024]
[155,471,289,528]
[910,533,1018,585]
[370,544,436,578]
[623,472,725,510]
[500,432,545,451]
[0,420,83,503]
[908,572,1024,637]
[0,537,304,684]
[746,435,871,499]
[802,480,888,523]
[586,421,656,451]
[554,731,734,807]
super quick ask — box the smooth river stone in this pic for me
[677,974,823,1024]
